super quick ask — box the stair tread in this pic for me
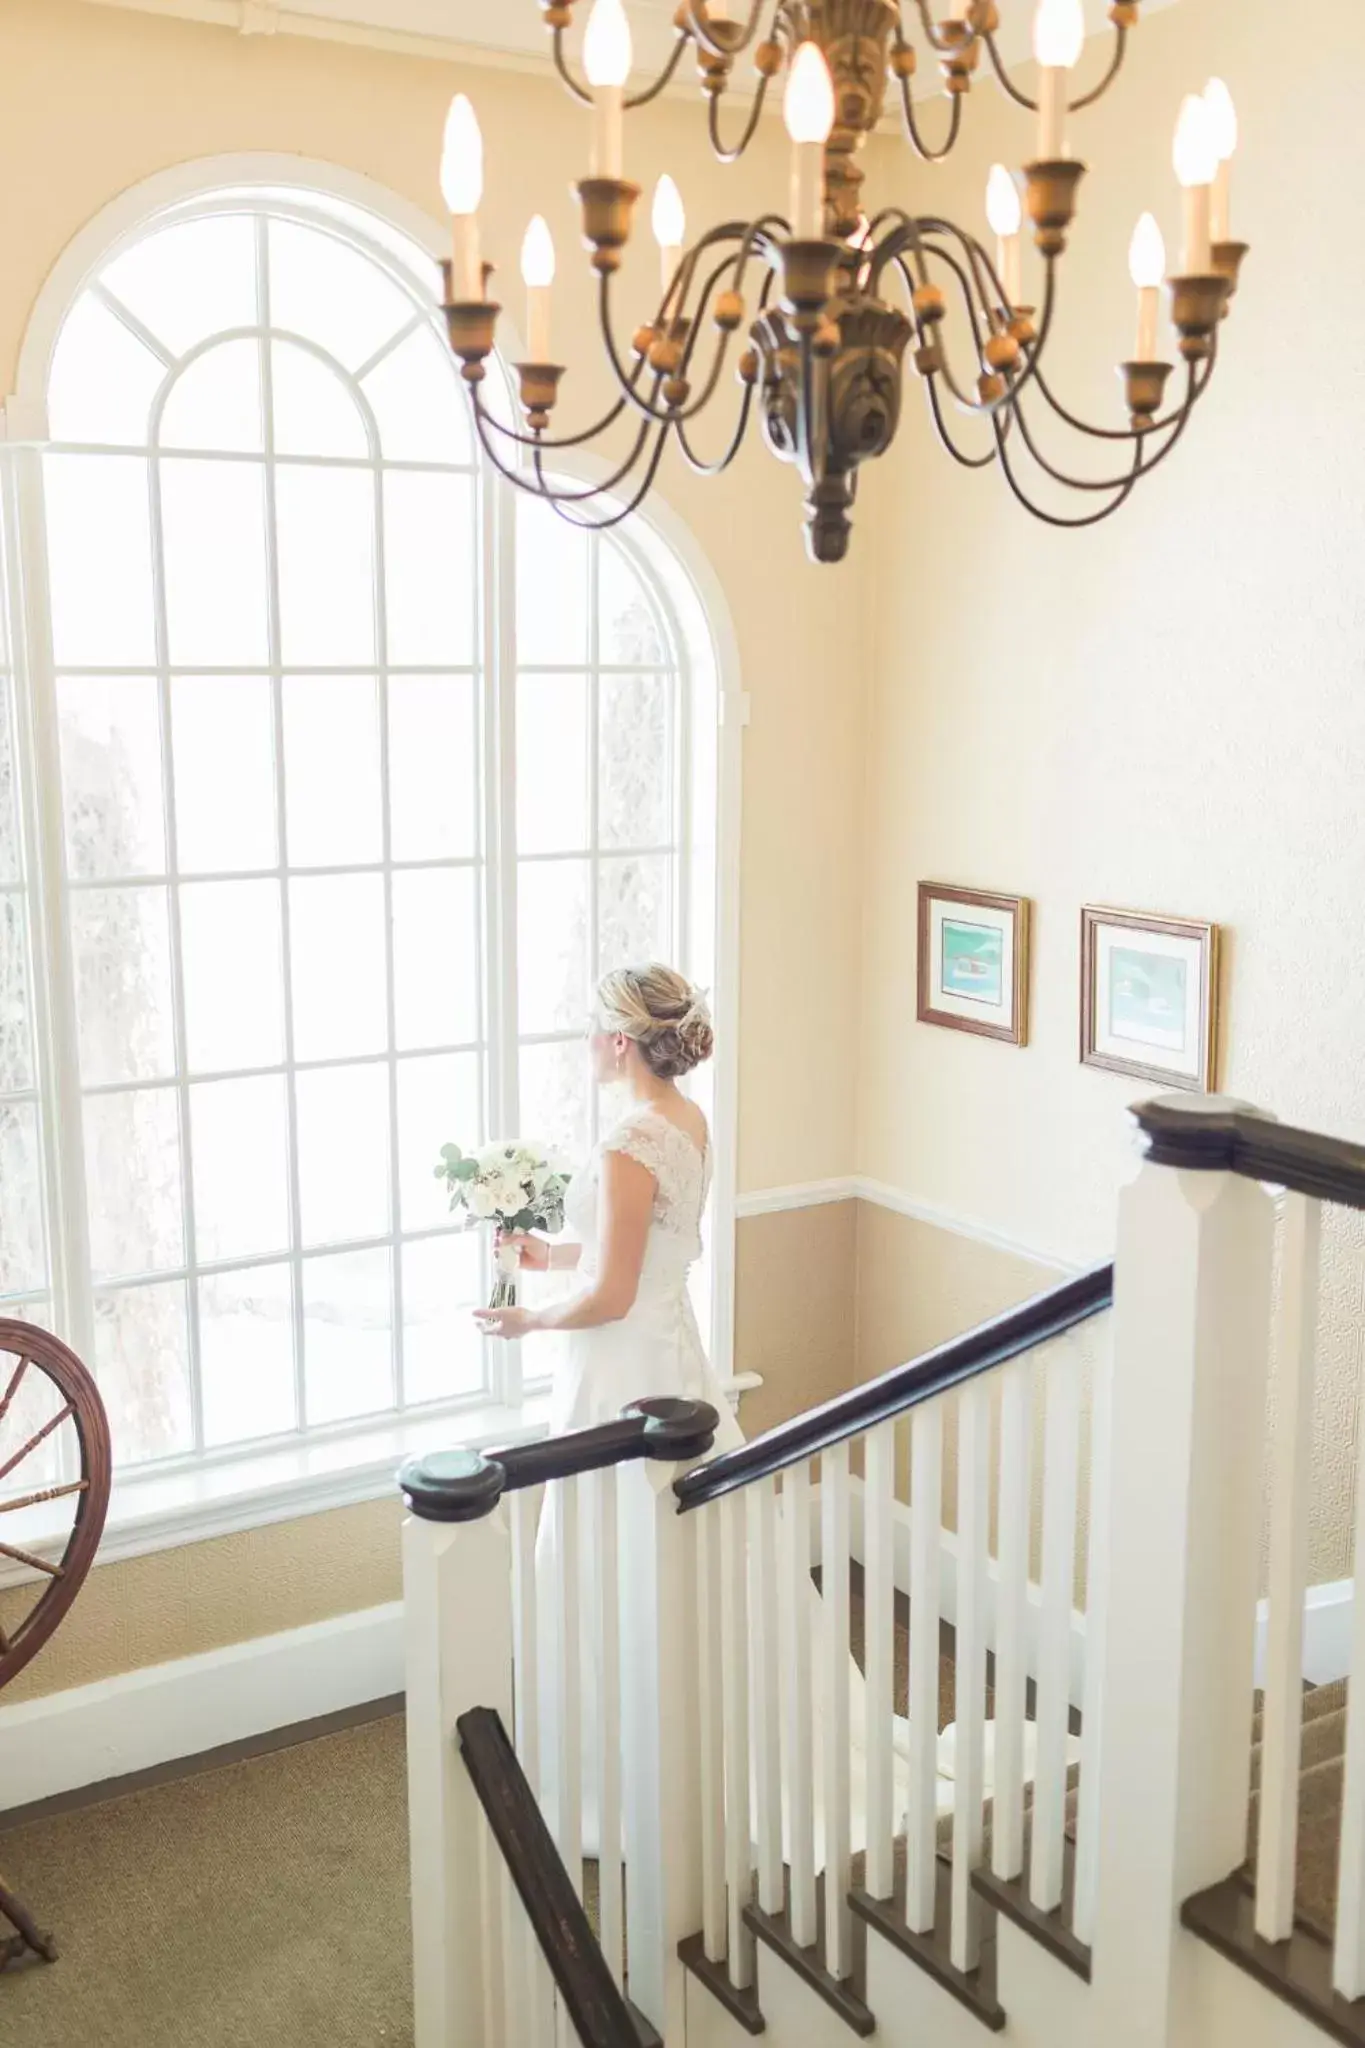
[849,1849,1005,2033]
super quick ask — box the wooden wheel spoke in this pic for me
[0,1401,75,1485]
[0,1357,30,1427]
[0,1541,62,1579]
[0,1478,89,1515]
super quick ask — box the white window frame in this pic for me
[0,155,744,1568]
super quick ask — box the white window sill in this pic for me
[0,1372,761,1589]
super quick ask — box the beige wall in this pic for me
[856,0,1365,1583]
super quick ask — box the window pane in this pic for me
[0,681,19,886]
[103,214,258,360]
[397,1051,481,1232]
[0,1101,46,1296]
[388,676,477,863]
[599,539,668,665]
[517,674,588,854]
[180,879,284,1074]
[402,1235,484,1405]
[271,339,368,459]
[519,1038,591,1168]
[48,293,166,447]
[0,896,35,1094]
[517,859,590,1036]
[93,1280,192,1466]
[275,466,375,666]
[58,676,166,880]
[71,885,175,1085]
[599,673,672,850]
[296,1062,390,1249]
[283,676,381,867]
[190,1074,290,1263]
[288,874,387,1062]
[363,323,470,464]
[161,459,269,667]
[268,220,413,373]
[200,1263,296,1447]
[45,454,155,668]
[302,1246,392,1426]
[599,853,672,975]
[516,497,587,665]
[392,868,478,1050]
[159,338,264,454]
[383,472,475,667]
[172,676,276,874]
[85,1087,184,1279]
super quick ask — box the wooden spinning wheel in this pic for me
[0,1319,112,1970]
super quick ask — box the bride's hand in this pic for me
[473,1305,538,1340]
[496,1230,552,1272]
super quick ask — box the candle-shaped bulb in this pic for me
[1032,0,1085,70]
[784,41,836,145]
[584,0,633,88]
[1128,212,1166,290]
[1203,77,1238,163]
[521,215,556,289]
[652,174,687,251]
[1172,93,1219,189]
[440,94,484,216]
[986,164,1023,239]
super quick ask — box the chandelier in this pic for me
[436,0,1248,563]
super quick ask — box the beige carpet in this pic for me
[0,1715,413,2048]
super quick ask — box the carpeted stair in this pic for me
[1245,1680,1348,1943]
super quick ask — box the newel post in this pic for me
[617,1400,719,2042]
[400,1449,513,2048]
[1089,1097,1277,2048]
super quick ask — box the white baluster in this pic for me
[510,1487,542,1790]
[749,1478,784,1915]
[1072,1318,1113,1948]
[551,1476,583,1894]
[951,1379,990,1974]
[478,1808,508,2046]
[594,1467,625,1985]
[1258,1195,1321,1944]
[781,1460,818,1948]
[906,1400,943,1934]
[863,1420,898,1902]
[822,1440,854,1978]
[1030,1335,1082,1915]
[698,1503,727,1963]
[1335,1344,1365,1996]
[721,1487,755,1988]
[991,1358,1033,1883]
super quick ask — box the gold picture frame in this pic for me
[1081,905,1221,1091]
[917,882,1031,1047]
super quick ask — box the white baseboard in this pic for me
[0,1600,403,1813]
[1254,1577,1353,1690]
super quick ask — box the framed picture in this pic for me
[917,882,1031,1046]
[1080,905,1221,1091]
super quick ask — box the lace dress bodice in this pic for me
[564,1102,712,1291]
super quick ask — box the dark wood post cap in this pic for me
[399,1447,506,1523]
[622,1397,719,1462]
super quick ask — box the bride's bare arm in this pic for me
[499,1232,583,1273]
[475,1151,654,1338]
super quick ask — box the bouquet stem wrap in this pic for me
[491,1241,522,1311]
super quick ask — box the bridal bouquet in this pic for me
[434,1140,571,1309]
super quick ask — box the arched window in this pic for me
[0,180,725,1478]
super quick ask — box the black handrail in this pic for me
[1132,1095,1365,1209]
[674,1260,1114,1512]
[400,1395,719,1522]
[457,1706,643,2048]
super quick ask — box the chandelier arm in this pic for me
[687,0,770,59]
[1027,349,1216,443]
[539,422,676,531]
[923,375,1001,469]
[707,74,772,163]
[906,3,969,58]
[980,23,1128,115]
[550,25,595,107]
[548,22,693,112]
[992,416,1148,526]
[921,234,1059,415]
[675,379,758,476]
[528,424,660,503]
[892,67,966,164]
[466,391,638,456]
[601,229,769,426]
[1004,380,1196,493]
[470,386,657,487]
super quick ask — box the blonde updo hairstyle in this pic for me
[596,964,714,1081]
